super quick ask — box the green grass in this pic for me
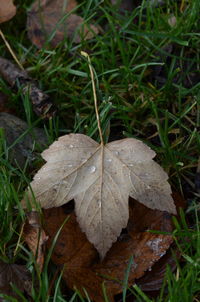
[0,0,200,300]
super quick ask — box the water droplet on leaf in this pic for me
[89,166,96,173]
[97,200,101,207]
[60,180,68,185]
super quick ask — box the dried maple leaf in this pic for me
[0,0,16,23]
[27,0,99,48]
[22,133,176,259]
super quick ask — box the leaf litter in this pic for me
[0,57,56,118]
[27,0,99,48]
[0,112,48,168]
[0,2,195,301]
[22,193,185,301]
[42,195,178,302]
[20,51,179,300]
[21,47,176,262]
[22,133,176,259]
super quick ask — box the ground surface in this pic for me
[0,0,200,301]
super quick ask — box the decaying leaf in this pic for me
[27,0,99,48]
[23,211,49,271]
[136,249,178,292]
[0,260,32,300]
[0,0,16,23]
[0,112,48,168]
[22,133,176,259]
[0,57,56,118]
[43,196,176,302]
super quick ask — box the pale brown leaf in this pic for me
[22,134,176,259]
[0,0,16,23]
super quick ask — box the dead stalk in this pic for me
[0,29,24,70]
[81,51,104,145]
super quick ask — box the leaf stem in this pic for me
[81,51,104,145]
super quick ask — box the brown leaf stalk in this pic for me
[81,51,104,145]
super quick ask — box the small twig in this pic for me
[81,51,104,145]
[0,29,24,71]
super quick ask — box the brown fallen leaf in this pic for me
[132,192,185,298]
[0,57,56,118]
[22,133,176,259]
[136,249,178,292]
[0,0,16,23]
[0,260,32,300]
[23,211,49,271]
[0,112,48,168]
[43,196,176,302]
[27,0,99,48]
[118,249,179,301]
